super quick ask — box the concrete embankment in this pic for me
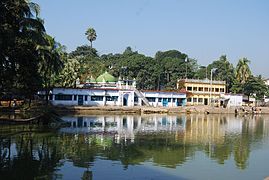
[54,105,269,115]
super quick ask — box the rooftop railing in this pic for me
[179,79,226,85]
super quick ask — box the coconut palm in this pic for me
[235,58,252,84]
[85,27,97,48]
[37,35,64,103]
[0,0,45,102]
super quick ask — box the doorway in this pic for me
[204,98,208,105]
[123,94,129,106]
[78,95,84,105]
[162,98,168,107]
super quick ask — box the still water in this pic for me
[1,114,269,180]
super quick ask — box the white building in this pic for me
[220,94,243,107]
[42,72,187,107]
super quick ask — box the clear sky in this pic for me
[35,0,269,77]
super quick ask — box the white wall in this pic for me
[51,88,122,106]
[142,91,186,107]
[50,88,186,107]
[51,88,136,107]
[224,94,243,107]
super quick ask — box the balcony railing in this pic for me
[180,79,226,85]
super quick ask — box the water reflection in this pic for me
[60,115,186,143]
[1,114,269,179]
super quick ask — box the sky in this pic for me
[35,0,269,77]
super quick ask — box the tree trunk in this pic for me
[28,97,32,108]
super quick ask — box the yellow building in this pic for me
[177,79,226,106]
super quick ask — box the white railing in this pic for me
[182,79,226,85]
[134,89,151,106]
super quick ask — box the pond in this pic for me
[0,114,269,180]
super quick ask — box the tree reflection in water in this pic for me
[0,114,269,179]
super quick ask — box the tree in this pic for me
[194,66,208,79]
[243,75,268,100]
[69,45,98,58]
[154,50,195,90]
[55,58,80,87]
[0,0,46,105]
[85,27,97,48]
[37,35,64,103]
[207,55,235,92]
[235,58,252,84]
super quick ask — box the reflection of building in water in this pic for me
[182,114,269,145]
[60,115,186,143]
[183,114,244,144]
[61,114,269,145]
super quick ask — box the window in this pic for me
[193,98,197,102]
[198,98,203,103]
[173,98,176,102]
[91,96,103,101]
[187,87,192,91]
[215,88,219,92]
[199,87,203,91]
[55,94,73,101]
[204,87,209,92]
[134,96,138,102]
[220,88,225,92]
[158,98,162,102]
[106,96,118,101]
[187,98,192,102]
[168,98,171,102]
[193,87,197,91]
[146,97,156,102]
[74,95,77,101]
[85,95,88,101]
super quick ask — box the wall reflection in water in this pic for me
[1,114,269,179]
[60,115,186,143]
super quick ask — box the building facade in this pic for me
[42,72,186,107]
[177,79,226,106]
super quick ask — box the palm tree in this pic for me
[37,35,64,104]
[85,27,97,48]
[0,0,45,104]
[235,58,252,84]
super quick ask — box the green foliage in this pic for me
[55,58,80,87]
[235,58,251,84]
[230,79,243,94]
[194,66,208,79]
[69,45,98,58]
[207,55,235,92]
[243,75,268,100]
[0,0,45,99]
[0,0,64,105]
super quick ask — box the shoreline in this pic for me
[1,106,269,124]
[53,105,269,115]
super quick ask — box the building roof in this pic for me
[142,88,187,94]
[179,78,226,85]
[96,71,117,83]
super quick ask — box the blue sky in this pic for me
[35,0,269,77]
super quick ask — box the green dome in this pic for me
[96,71,117,83]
